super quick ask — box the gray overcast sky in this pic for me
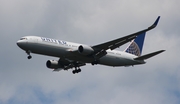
[0,0,180,104]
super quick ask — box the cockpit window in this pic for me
[20,38,27,40]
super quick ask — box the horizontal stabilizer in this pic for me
[134,50,165,60]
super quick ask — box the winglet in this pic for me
[148,16,160,30]
[153,16,160,26]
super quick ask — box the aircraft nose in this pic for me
[17,40,21,47]
[17,40,26,48]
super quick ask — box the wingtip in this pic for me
[153,16,160,26]
[160,50,166,52]
[157,50,165,54]
[148,16,161,30]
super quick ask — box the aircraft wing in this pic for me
[92,16,160,58]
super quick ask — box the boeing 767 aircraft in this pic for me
[17,16,165,74]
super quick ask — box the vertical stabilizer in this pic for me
[124,32,146,56]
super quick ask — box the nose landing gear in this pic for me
[26,50,32,59]
[27,55,32,59]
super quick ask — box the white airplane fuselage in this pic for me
[17,36,145,67]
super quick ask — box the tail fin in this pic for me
[124,32,146,56]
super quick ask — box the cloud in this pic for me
[0,0,180,104]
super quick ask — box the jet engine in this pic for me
[46,60,64,69]
[78,45,94,55]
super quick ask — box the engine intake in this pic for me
[78,45,94,55]
[46,60,63,69]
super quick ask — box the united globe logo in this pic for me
[126,41,141,56]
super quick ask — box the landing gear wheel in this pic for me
[78,69,81,72]
[72,70,76,74]
[72,68,81,74]
[27,55,32,59]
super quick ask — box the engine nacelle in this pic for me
[46,60,63,69]
[78,45,94,55]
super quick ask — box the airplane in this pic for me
[17,16,165,74]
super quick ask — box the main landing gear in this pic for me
[72,67,81,74]
[26,50,32,59]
